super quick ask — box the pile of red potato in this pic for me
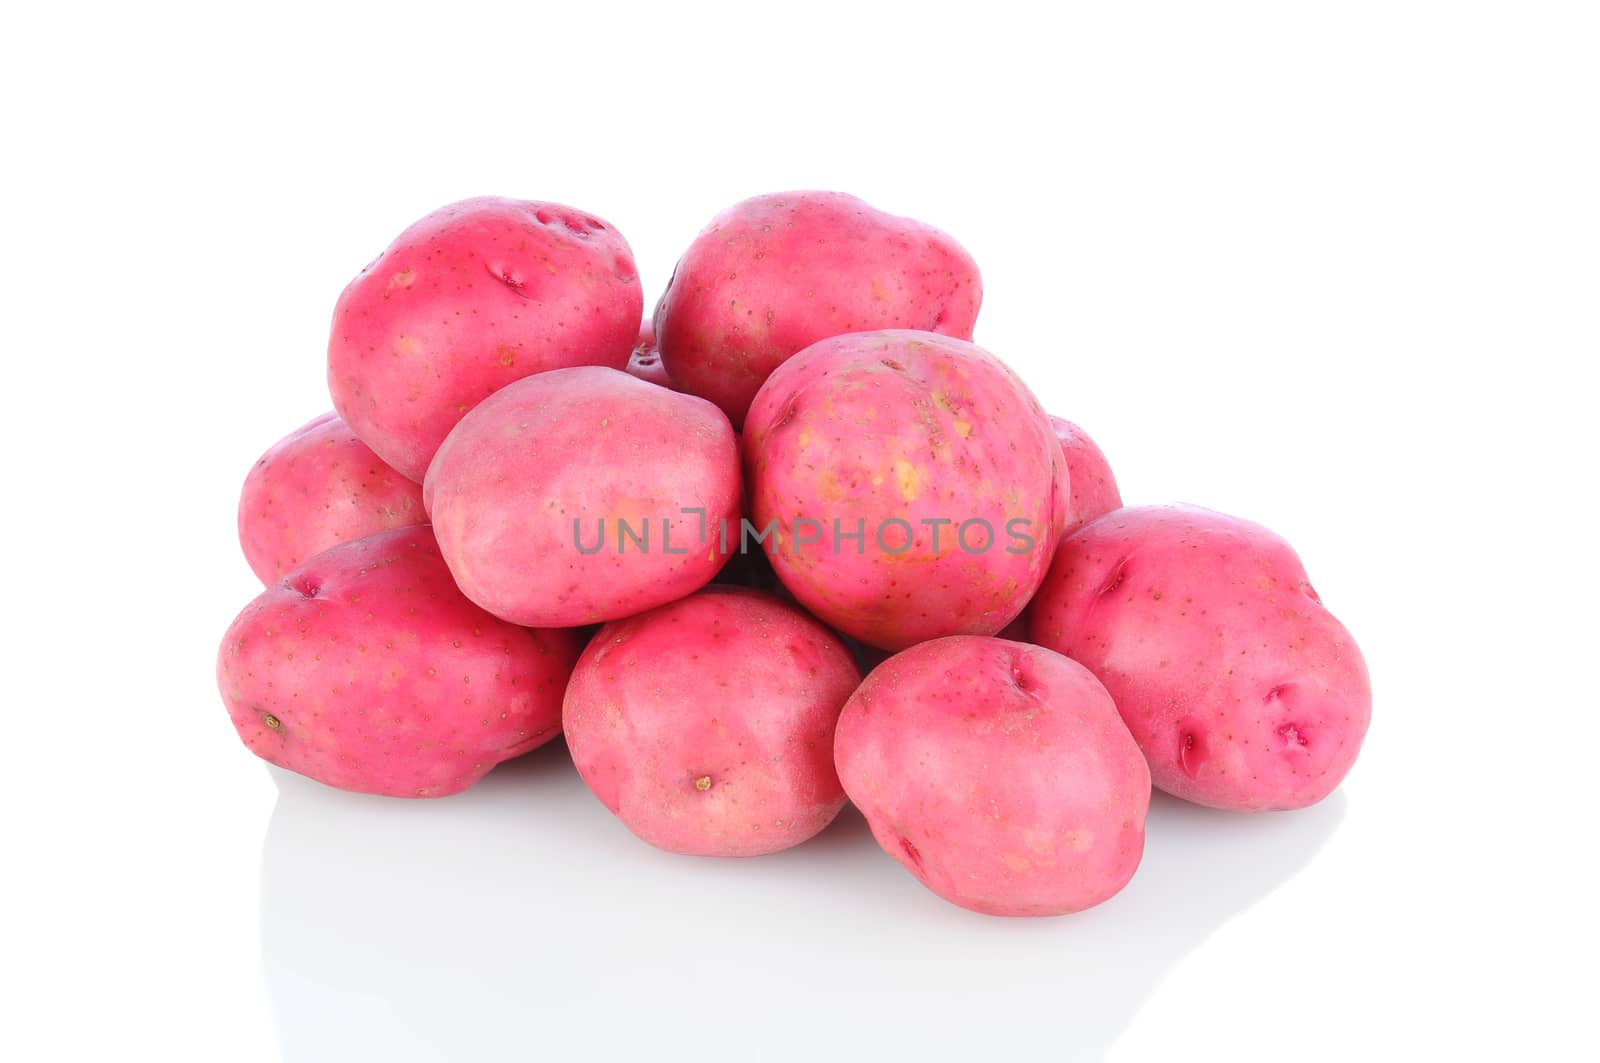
[220,192,1371,917]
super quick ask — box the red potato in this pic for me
[563,587,859,856]
[743,330,1061,651]
[424,366,741,627]
[237,411,426,584]
[1029,505,1371,811]
[328,196,643,481]
[835,637,1150,916]
[624,319,673,389]
[1050,415,1122,537]
[654,191,982,426]
[216,527,579,797]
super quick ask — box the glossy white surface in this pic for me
[5,3,1594,1060]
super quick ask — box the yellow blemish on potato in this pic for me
[797,429,811,449]
[1021,829,1057,856]
[954,419,972,438]
[695,775,713,791]
[933,391,957,414]
[1003,851,1033,873]
[817,469,848,503]
[893,460,923,502]
[388,269,416,290]
[394,335,421,355]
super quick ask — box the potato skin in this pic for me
[237,411,426,584]
[654,191,981,426]
[835,636,1150,916]
[563,587,859,857]
[328,196,643,480]
[424,366,741,627]
[1049,415,1122,537]
[744,330,1060,651]
[216,527,579,797]
[1029,505,1371,811]
[624,319,673,389]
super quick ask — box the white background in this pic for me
[4,2,1596,1060]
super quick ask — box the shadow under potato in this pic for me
[260,743,1346,1063]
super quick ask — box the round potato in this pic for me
[237,411,425,584]
[743,330,1060,650]
[835,636,1150,916]
[424,366,741,627]
[329,196,643,480]
[654,190,981,426]
[1049,415,1122,537]
[1029,505,1371,811]
[563,587,860,857]
[217,527,579,797]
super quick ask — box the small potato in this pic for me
[563,587,860,857]
[654,191,981,426]
[329,197,643,480]
[1029,505,1371,811]
[624,319,673,389]
[237,411,425,584]
[1049,415,1122,537]
[835,636,1150,916]
[424,366,741,627]
[216,527,579,797]
[743,330,1060,650]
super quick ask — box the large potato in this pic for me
[424,366,741,627]
[328,196,643,480]
[743,330,1060,650]
[216,527,579,797]
[835,636,1150,916]
[654,191,981,426]
[1029,505,1371,811]
[563,587,859,856]
[237,411,425,583]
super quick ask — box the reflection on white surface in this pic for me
[261,743,1346,1062]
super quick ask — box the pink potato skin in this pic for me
[835,636,1150,916]
[625,319,673,389]
[1049,415,1122,537]
[216,527,580,797]
[1028,505,1371,811]
[654,191,981,427]
[743,330,1061,651]
[424,366,741,627]
[563,587,860,857]
[237,411,426,584]
[328,196,643,481]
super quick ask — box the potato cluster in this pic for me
[219,191,1371,917]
